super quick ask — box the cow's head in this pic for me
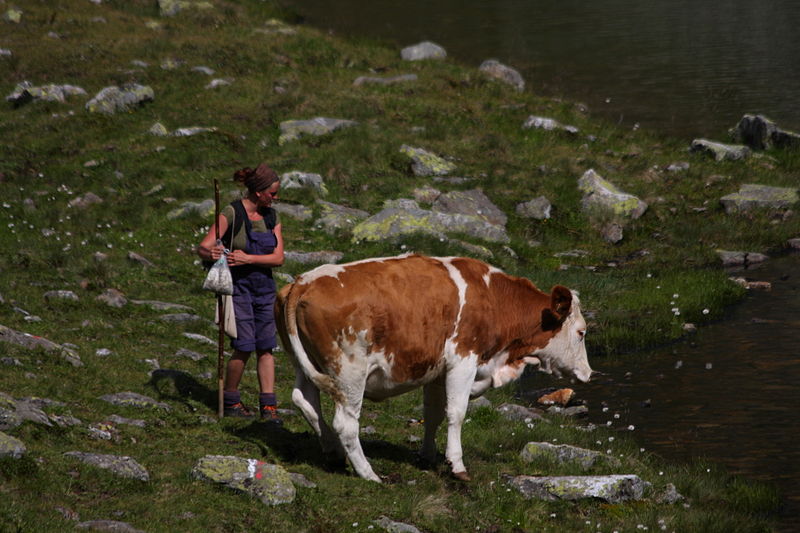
[526,286,592,383]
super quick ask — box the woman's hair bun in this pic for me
[233,167,254,183]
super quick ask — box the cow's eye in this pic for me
[577,329,586,341]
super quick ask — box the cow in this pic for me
[275,254,592,482]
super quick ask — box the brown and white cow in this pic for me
[275,254,592,482]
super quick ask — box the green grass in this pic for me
[0,0,794,531]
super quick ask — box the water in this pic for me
[287,0,800,138]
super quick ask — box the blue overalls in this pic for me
[230,222,278,353]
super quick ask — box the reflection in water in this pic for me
[288,0,800,137]
[570,255,800,530]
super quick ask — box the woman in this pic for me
[197,163,284,423]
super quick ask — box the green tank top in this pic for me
[221,204,280,251]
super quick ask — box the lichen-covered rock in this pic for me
[6,81,86,106]
[578,169,648,219]
[520,442,619,469]
[353,74,417,87]
[401,41,446,61]
[315,200,369,234]
[278,117,358,145]
[166,199,214,219]
[690,139,751,161]
[352,207,510,244]
[0,431,26,458]
[432,189,507,227]
[384,198,420,210]
[3,7,23,23]
[399,145,456,177]
[523,115,579,134]
[730,114,800,150]
[412,185,441,204]
[158,0,213,17]
[273,203,313,221]
[76,520,145,533]
[516,196,552,220]
[284,251,344,265]
[281,171,328,194]
[508,474,646,503]
[719,183,798,213]
[479,59,525,91]
[65,452,150,481]
[99,392,171,411]
[86,84,154,114]
[0,325,83,367]
[192,455,295,505]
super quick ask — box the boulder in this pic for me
[399,145,456,177]
[280,171,327,194]
[523,116,579,134]
[432,189,507,227]
[0,431,26,458]
[273,203,313,221]
[353,74,417,87]
[351,207,509,244]
[479,59,525,91]
[690,139,750,161]
[507,474,647,503]
[401,41,446,61]
[284,251,344,265]
[192,455,295,505]
[6,82,86,106]
[730,114,800,150]
[516,196,552,220]
[315,200,369,234]
[278,117,358,145]
[64,452,150,481]
[520,442,619,469]
[719,183,798,213]
[578,169,648,219]
[0,324,83,367]
[86,84,154,114]
[99,392,171,411]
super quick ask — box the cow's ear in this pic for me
[550,285,573,319]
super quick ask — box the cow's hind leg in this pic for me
[292,372,344,461]
[332,384,381,482]
[420,378,446,466]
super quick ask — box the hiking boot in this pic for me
[224,402,255,418]
[260,405,283,425]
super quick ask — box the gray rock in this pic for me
[690,139,751,161]
[172,127,217,137]
[280,171,327,194]
[183,332,215,345]
[273,203,312,221]
[175,348,205,361]
[717,250,769,267]
[191,66,215,75]
[496,403,544,423]
[3,7,23,23]
[252,18,297,35]
[788,237,800,250]
[730,114,800,150]
[159,313,204,324]
[655,483,685,504]
[315,200,370,234]
[666,161,690,172]
[412,185,441,204]
[86,84,154,114]
[278,117,358,145]
[523,115,579,134]
[401,41,446,61]
[192,455,296,505]
[508,474,647,503]
[0,324,83,367]
[96,288,127,308]
[479,59,525,91]
[284,251,344,265]
[578,169,648,220]
[468,396,492,412]
[148,122,169,136]
[353,74,417,87]
[95,348,113,357]
[99,392,171,411]
[49,414,82,427]
[383,198,420,210]
[516,196,552,220]
[0,431,26,458]
[1,357,22,367]
[374,516,423,533]
[158,0,213,17]
[520,442,618,469]
[547,405,589,417]
[206,78,233,90]
[6,81,87,106]
[601,222,624,244]
[719,183,798,214]
[289,472,317,488]
[399,145,456,177]
[107,415,146,428]
[0,48,12,57]
[76,520,145,533]
[129,300,192,312]
[352,207,509,244]
[68,192,103,209]
[127,252,155,267]
[44,290,79,302]
[65,451,149,481]
[432,189,507,227]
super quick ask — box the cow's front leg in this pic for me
[332,385,381,483]
[445,358,478,481]
[421,377,446,465]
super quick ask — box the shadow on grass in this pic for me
[146,368,217,411]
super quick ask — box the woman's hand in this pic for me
[226,249,251,266]
[210,244,226,261]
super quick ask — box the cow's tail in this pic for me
[276,280,341,401]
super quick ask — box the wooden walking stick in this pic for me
[214,178,225,418]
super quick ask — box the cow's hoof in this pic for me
[452,471,471,482]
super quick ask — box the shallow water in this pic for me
[288,0,800,138]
